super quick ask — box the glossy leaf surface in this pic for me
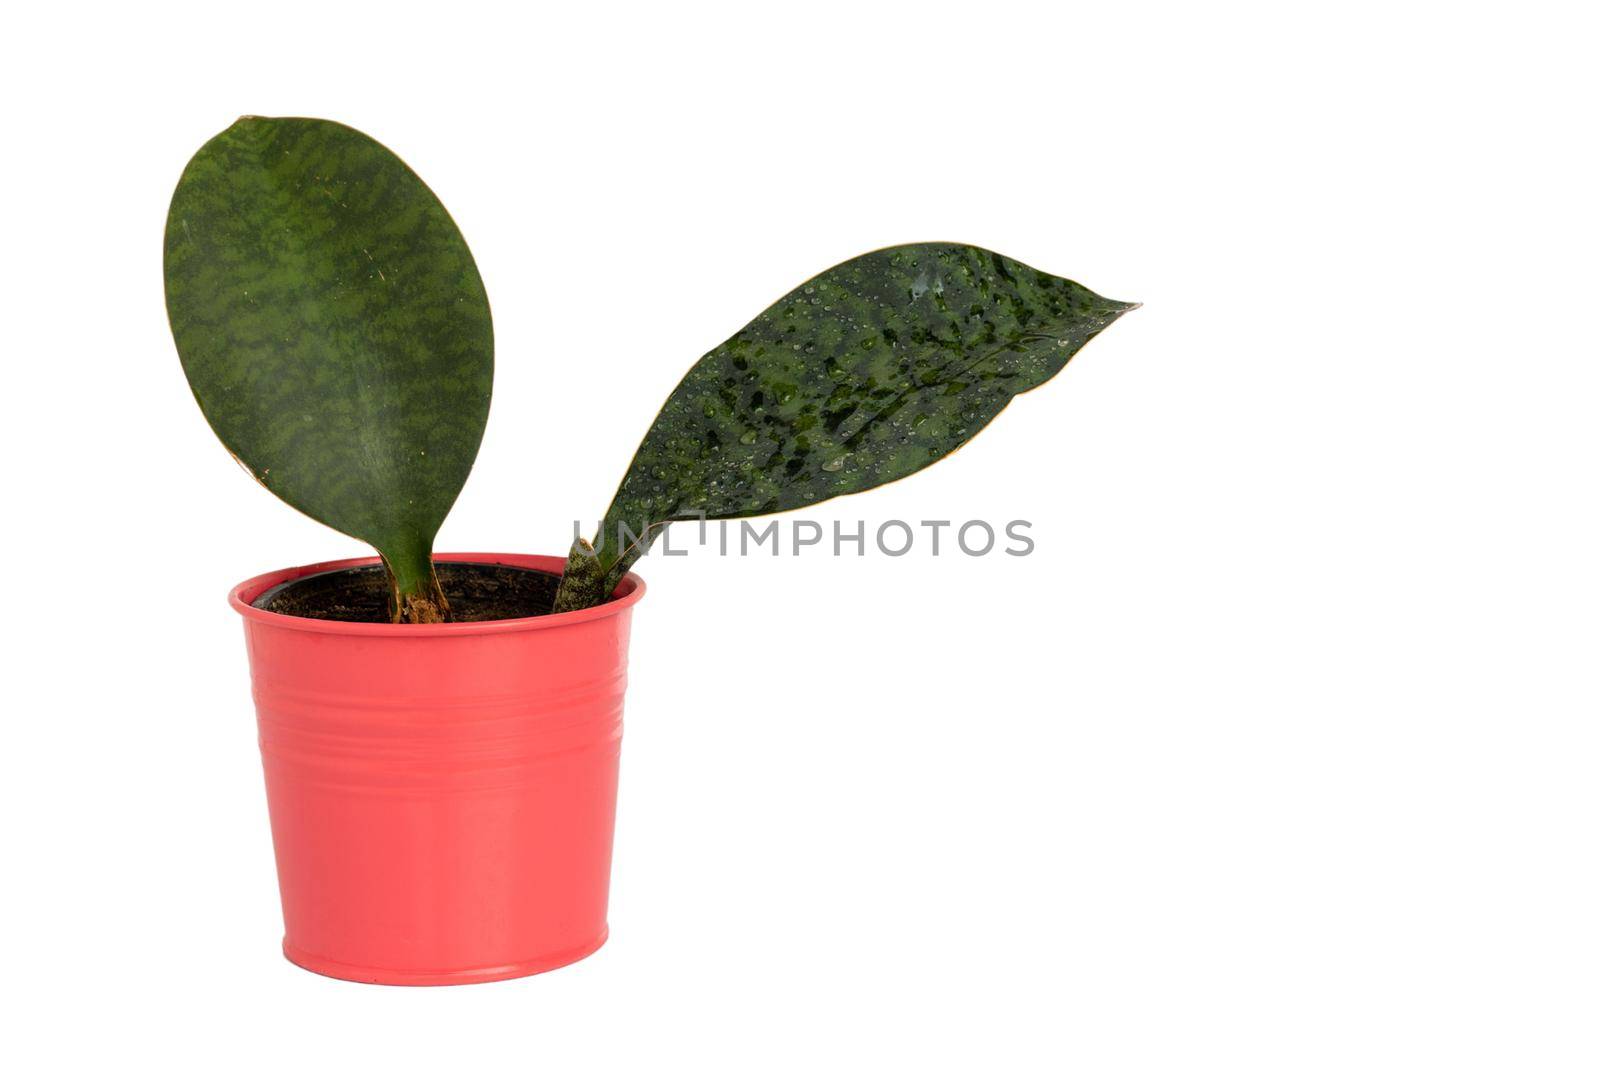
[553,242,1135,611]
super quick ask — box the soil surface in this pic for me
[253,562,560,622]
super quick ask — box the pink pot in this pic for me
[229,552,645,985]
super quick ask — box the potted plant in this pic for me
[166,116,1136,984]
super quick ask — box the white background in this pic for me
[3,2,1596,1062]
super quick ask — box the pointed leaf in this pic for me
[554,242,1134,610]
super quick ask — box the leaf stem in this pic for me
[381,538,450,623]
[552,535,613,614]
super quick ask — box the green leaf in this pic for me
[553,242,1135,612]
[164,117,492,621]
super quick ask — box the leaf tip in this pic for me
[1095,298,1141,327]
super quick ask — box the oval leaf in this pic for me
[164,116,492,617]
[553,242,1134,610]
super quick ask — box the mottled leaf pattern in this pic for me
[164,117,492,620]
[553,243,1134,611]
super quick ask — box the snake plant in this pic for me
[165,117,1135,621]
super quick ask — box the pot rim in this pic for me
[229,551,645,637]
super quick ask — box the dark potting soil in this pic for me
[253,562,560,623]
